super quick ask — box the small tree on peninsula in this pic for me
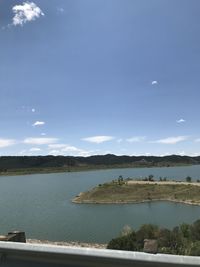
[186,176,192,183]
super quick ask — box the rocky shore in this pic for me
[27,239,107,249]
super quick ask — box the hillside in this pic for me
[0,154,199,175]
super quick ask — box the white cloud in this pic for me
[159,152,171,157]
[77,150,92,157]
[12,2,44,26]
[32,121,45,126]
[195,138,200,142]
[32,108,35,113]
[29,147,41,152]
[117,138,123,143]
[176,151,186,156]
[57,7,65,13]
[176,118,185,123]
[71,148,92,157]
[48,150,60,155]
[62,145,82,152]
[189,152,200,156]
[126,136,146,143]
[18,149,27,155]
[82,136,114,144]
[48,143,92,157]
[0,138,16,148]
[151,80,158,85]
[48,144,67,149]
[24,137,58,145]
[152,136,188,144]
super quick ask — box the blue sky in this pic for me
[0,0,200,156]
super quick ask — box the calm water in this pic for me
[1,165,200,243]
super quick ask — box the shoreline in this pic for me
[73,181,200,206]
[27,239,107,249]
[72,198,200,206]
[0,163,194,177]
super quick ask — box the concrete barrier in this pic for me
[0,241,199,267]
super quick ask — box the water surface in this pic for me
[0,165,200,243]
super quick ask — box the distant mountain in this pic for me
[0,154,199,173]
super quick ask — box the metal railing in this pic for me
[0,241,199,267]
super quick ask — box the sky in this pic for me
[0,0,200,157]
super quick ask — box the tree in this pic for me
[148,175,154,181]
[186,176,192,183]
[118,175,124,185]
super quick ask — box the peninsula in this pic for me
[72,179,200,205]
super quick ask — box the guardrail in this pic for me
[0,241,199,267]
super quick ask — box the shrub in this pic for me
[191,220,200,241]
[190,241,200,256]
[107,220,200,255]
[157,228,171,248]
[107,231,137,251]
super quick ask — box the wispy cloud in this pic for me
[48,144,92,157]
[151,136,188,144]
[48,144,67,149]
[12,2,44,26]
[151,80,158,85]
[29,147,41,152]
[48,150,60,155]
[82,136,114,144]
[176,118,185,123]
[0,138,16,148]
[126,136,146,143]
[31,108,35,113]
[117,138,123,143]
[18,149,27,155]
[24,137,58,145]
[32,121,45,126]
[57,7,65,14]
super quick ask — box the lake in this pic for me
[1,165,200,243]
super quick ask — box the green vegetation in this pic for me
[73,177,200,204]
[107,220,200,256]
[0,154,200,176]
[186,176,192,183]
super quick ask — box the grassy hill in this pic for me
[73,180,200,205]
[0,154,199,175]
